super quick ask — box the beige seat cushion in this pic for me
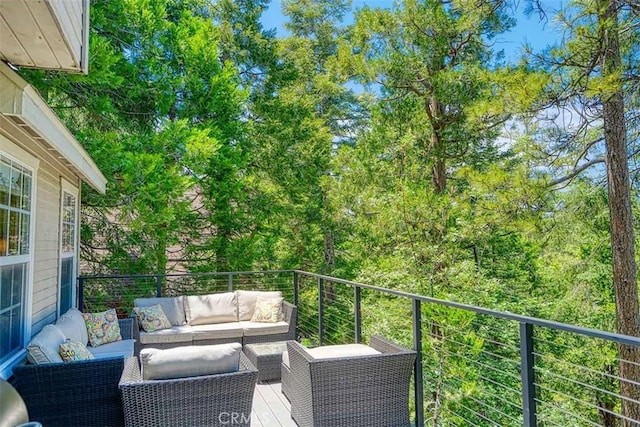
[140,342,242,380]
[236,290,282,321]
[88,339,136,359]
[134,296,186,326]
[26,325,66,364]
[55,308,89,345]
[239,320,290,337]
[282,343,381,367]
[191,323,244,341]
[185,292,238,325]
[139,326,193,345]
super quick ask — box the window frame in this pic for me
[57,179,79,317]
[0,144,38,379]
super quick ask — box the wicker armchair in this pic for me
[119,353,258,427]
[286,335,417,427]
[12,317,135,427]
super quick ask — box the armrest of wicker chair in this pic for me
[119,353,258,427]
[287,335,416,427]
[122,316,141,355]
[118,317,135,340]
[13,357,126,427]
[283,301,297,340]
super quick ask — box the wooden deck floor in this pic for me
[251,380,297,427]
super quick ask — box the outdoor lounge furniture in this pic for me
[284,336,417,427]
[13,356,127,427]
[243,341,288,382]
[12,316,136,427]
[133,291,297,350]
[119,351,258,427]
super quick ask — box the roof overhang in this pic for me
[0,0,89,73]
[0,62,106,193]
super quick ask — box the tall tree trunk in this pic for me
[599,1,640,424]
[323,230,335,274]
[428,97,446,193]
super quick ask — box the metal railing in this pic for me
[78,269,640,426]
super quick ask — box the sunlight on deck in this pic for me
[252,381,296,427]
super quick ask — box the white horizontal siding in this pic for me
[29,164,62,335]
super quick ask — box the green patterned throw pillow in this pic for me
[251,296,284,323]
[134,304,172,332]
[59,339,95,362]
[82,308,122,347]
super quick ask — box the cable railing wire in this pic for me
[78,270,640,426]
[534,351,640,389]
[534,382,637,425]
[440,373,523,412]
[535,365,640,403]
[533,397,603,427]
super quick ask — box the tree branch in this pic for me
[548,157,606,187]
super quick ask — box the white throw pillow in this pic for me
[140,342,242,380]
[55,308,89,345]
[236,290,282,321]
[185,292,238,325]
[251,296,284,323]
[26,325,66,364]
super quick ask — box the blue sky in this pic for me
[260,0,565,63]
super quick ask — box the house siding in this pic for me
[0,134,80,337]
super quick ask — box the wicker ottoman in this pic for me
[243,341,288,382]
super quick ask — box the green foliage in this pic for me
[21,0,640,424]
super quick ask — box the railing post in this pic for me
[354,286,362,343]
[413,299,425,427]
[228,273,233,292]
[293,271,299,307]
[77,277,84,311]
[318,277,324,346]
[520,322,538,427]
[156,275,163,297]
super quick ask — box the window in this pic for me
[0,155,32,366]
[59,185,78,315]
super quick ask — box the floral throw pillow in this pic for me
[82,308,122,347]
[251,296,284,323]
[134,304,172,333]
[59,339,95,362]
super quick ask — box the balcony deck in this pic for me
[73,270,640,426]
[252,381,296,426]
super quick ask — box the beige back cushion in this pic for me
[26,325,66,364]
[55,308,89,345]
[140,342,242,380]
[185,292,238,325]
[236,290,282,321]
[133,296,186,326]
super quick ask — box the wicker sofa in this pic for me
[283,336,417,427]
[133,290,297,350]
[119,352,258,427]
[12,316,136,427]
